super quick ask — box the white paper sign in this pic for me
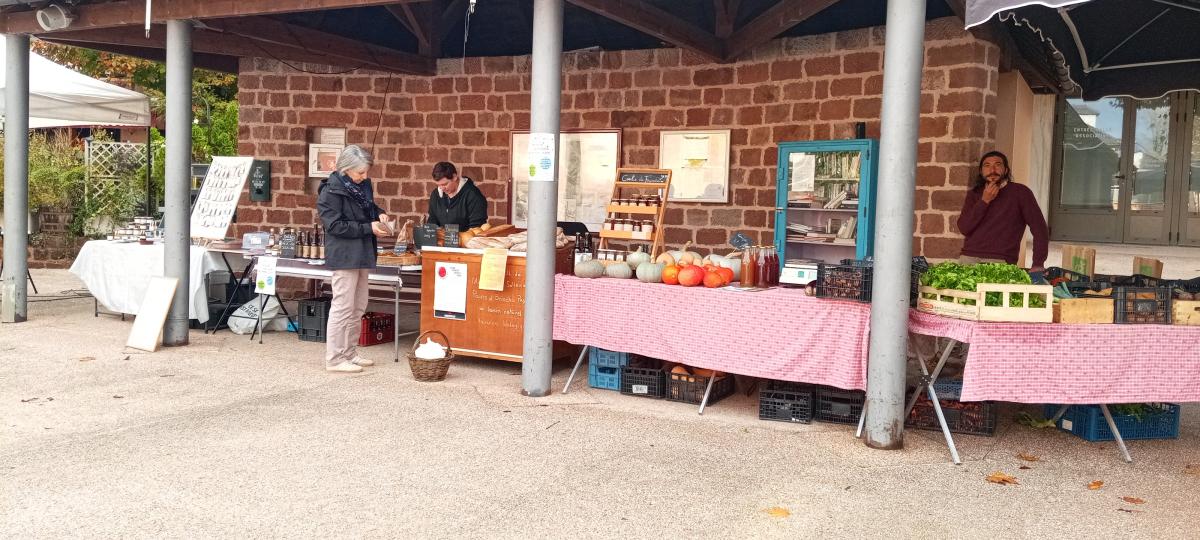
[190,156,256,239]
[254,256,278,296]
[433,262,468,320]
[789,153,816,192]
[526,132,557,182]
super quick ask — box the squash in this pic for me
[702,270,725,288]
[668,241,703,266]
[661,264,681,285]
[604,262,633,279]
[635,262,664,283]
[655,253,676,266]
[677,265,705,287]
[715,267,734,285]
[670,365,691,376]
[626,245,651,271]
[573,259,605,279]
[692,368,715,379]
[704,253,730,268]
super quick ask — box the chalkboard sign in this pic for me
[442,224,461,248]
[279,230,298,258]
[190,156,255,239]
[617,168,671,185]
[415,224,439,249]
[249,160,271,202]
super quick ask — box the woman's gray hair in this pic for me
[335,144,374,174]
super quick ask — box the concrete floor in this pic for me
[2,270,1197,539]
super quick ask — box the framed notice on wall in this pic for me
[659,129,731,203]
[308,143,343,178]
[509,129,621,232]
[190,156,255,239]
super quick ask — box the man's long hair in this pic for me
[973,150,1012,190]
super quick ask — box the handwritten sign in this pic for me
[190,156,255,239]
[255,256,278,295]
[617,168,671,185]
[416,224,439,249]
[248,160,271,202]
[279,230,297,258]
[442,224,461,248]
[478,248,509,291]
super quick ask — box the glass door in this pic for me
[1176,94,1200,247]
[1122,95,1174,245]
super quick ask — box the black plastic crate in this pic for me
[906,381,997,436]
[665,370,735,405]
[1113,287,1172,324]
[814,386,865,425]
[297,297,333,342]
[1091,273,1140,287]
[620,366,665,399]
[816,259,921,306]
[759,381,815,424]
[1046,267,1090,283]
[1065,281,1112,298]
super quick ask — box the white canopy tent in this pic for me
[0,39,149,128]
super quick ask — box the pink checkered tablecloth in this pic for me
[909,310,1200,404]
[553,275,871,390]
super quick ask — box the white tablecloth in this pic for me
[69,241,223,323]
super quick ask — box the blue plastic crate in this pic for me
[588,363,621,391]
[589,347,630,369]
[1044,404,1181,442]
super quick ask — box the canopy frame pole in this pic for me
[520,0,563,397]
[1088,8,1169,71]
[863,0,926,450]
[1,33,30,323]
[163,19,193,346]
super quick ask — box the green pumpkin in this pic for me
[604,262,634,279]
[625,246,652,271]
[574,259,605,279]
[635,262,664,283]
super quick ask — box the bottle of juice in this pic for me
[741,247,757,286]
[755,246,770,288]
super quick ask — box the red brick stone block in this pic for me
[852,97,881,118]
[818,99,851,120]
[843,51,881,74]
[805,56,841,76]
[752,84,780,104]
[694,67,734,86]
[922,235,964,259]
[669,88,703,107]
[831,77,864,97]
[686,108,711,126]
[613,110,651,128]
[642,90,666,107]
[927,43,984,68]
[938,91,985,113]
[654,109,685,127]
[919,116,949,138]
[494,75,521,92]
[770,59,805,81]
[662,69,692,86]
[916,165,948,187]
[737,106,764,125]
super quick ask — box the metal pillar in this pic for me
[1,34,30,323]
[163,20,193,346]
[520,0,563,397]
[864,0,926,450]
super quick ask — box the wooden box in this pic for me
[917,283,1054,323]
[1173,300,1200,326]
[1055,298,1114,324]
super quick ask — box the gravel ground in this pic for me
[1,270,1197,539]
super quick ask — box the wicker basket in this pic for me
[408,330,454,382]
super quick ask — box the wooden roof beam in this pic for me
[0,0,425,35]
[723,0,837,61]
[386,1,444,57]
[45,38,239,73]
[567,0,723,62]
[714,0,742,39]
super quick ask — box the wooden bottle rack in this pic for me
[597,167,672,258]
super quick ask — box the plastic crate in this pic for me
[1044,404,1181,442]
[620,366,665,398]
[759,381,815,424]
[1065,281,1112,298]
[1046,267,1090,283]
[358,312,394,346]
[297,297,332,343]
[814,386,865,425]
[588,363,621,390]
[907,380,997,436]
[1091,273,1140,287]
[1113,287,1172,324]
[665,370,735,405]
[589,347,630,369]
[816,259,921,306]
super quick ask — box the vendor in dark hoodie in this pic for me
[426,161,488,229]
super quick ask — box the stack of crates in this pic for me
[297,297,332,342]
[587,347,628,390]
[358,312,395,346]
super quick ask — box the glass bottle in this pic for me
[317,227,326,259]
[767,246,780,285]
[755,246,770,288]
[268,228,277,248]
[741,246,757,286]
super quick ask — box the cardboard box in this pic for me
[1174,300,1200,326]
[1133,257,1163,278]
[1061,244,1096,278]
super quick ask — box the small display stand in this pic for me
[596,168,672,258]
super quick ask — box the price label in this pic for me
[279,232,297,258]
[632,384,648,395]
[415,224,439,249]
[443,224,461,248]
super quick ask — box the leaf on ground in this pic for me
[1017,452,1040,462]
[986,471,1019,485]
[1184,464,1200,476]
[76,356,95,362]
[1018,465,1032,470]
[1117,508,1142,514]
[112,395,124,399]
[765,507,791,518]
[1121,496,1145,505]
[1015,412,1057,429]
[21,397,39,403]
[1087,481,1104,490]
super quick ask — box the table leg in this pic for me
[904,338,961,465]
[212,257,255,335]
[1099,405,1134,464]
[252,293,266,343]
[926,384,962,465]
[1050,405,1070,423]
[561,347,589,394]
[393,281,400,363]
[855,405,867,438]
[697,374,717,416]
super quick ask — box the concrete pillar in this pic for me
[163,20,193,345]
[520,0,563,397]
[1,33,30,323]
[864,0,926,449]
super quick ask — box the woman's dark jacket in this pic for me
[317,173,385,270]
[427,178,488,229]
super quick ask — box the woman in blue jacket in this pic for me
[316,145,391,373]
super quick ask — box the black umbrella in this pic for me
[966,0,1200,99]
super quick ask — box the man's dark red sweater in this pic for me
[957,181,1049,268]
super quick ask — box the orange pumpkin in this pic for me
[715,267,734,285]
[661,264,681,285]
[677,265,705,287]
[702,270,725,288]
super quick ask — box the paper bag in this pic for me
[1060,244,1095,277]
[1132,256,1163,278]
